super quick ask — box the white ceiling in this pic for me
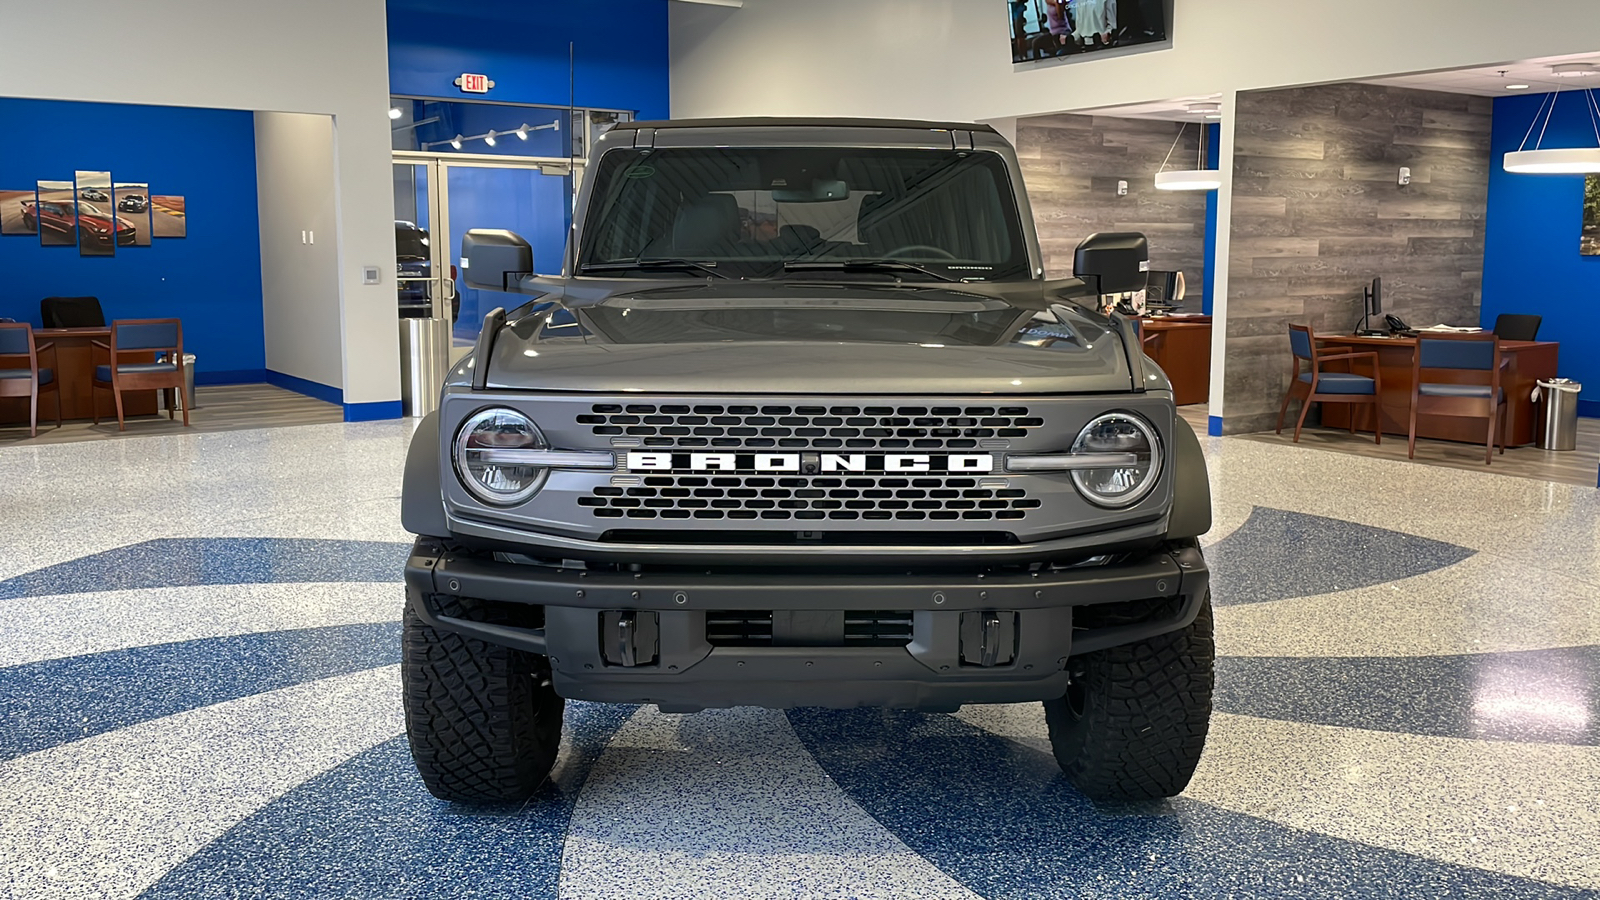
[1046,51,1600,123]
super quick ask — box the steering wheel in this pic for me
[881,245,958,260]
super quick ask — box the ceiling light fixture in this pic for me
[515,123,531,140]
[1154,121,1221,191]
[388,106,403,120]
[1506,84,1531,90]
[1551,62,1599,78]
[450,134,463,150]
[484,129,497,147]
[1503,66,1600,174]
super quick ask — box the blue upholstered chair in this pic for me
[1408,332,1507,465]
[91,318,189,431]
[0,323,62,438]
[1275,323,1383,444]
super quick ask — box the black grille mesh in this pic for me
[580,475,1041,522]
[577,403,1044,451]
[705,610,914,647]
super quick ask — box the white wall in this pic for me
[0,0,399,407]
[255,112,345,391]
[670,0,1600,122]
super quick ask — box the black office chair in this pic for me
[1492,314,1541,342]
[40,296,106,329]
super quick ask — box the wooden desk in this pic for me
[1316,334,1557,447]
[0,327,156,426]
[1139,316,1211,406]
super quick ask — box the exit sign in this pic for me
[454,73,493,94]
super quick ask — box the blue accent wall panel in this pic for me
[1203,123,1220,315]
[1483,93,1600,405]
[0,98,264,380]
[386,0,670,119]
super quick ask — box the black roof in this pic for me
[614,116,998,134]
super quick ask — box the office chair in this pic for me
[0,323,62,438]
[91,318,189,431]
[1408,332,1508,465]
[1492,314,1541,342]
[1276,324,1383,444]
[40,296,106,329]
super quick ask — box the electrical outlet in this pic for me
[1117,180,1129,196]
[1398,167,1412,186]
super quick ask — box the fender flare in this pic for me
[1166,415,1212,540]
[401,412,451,538]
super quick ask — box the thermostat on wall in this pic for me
[362,266,381,285]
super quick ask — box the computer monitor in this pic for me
[1366,276,1383,316]
[1145,270,1186,307]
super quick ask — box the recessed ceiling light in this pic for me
[388,106,403,120]
[1506,84,1531,90]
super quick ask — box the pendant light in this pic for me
[1503,63,1600,174]
[1154,107,1222,191]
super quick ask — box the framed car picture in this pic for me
[151,194,186,239]
[32,180,75,247]
[115,182,153,247]
[75,170,120,257]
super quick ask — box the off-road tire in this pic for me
[402,592,563,803]
[1043,592,1214,801]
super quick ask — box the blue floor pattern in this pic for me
[2,507,1595,898]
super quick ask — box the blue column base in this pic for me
[1208,415,1224,437]
[343,401,404,422]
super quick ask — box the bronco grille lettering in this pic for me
[625,452,994,474]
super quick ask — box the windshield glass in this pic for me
[578,147,1029,281]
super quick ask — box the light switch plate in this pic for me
[362,266,381,285]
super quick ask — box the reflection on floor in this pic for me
[1,420,1598,898]
[1178,404,1600,488]
[0,383,341,446]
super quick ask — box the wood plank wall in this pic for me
[1222,83,1492,434]
[1016,114,1209,300]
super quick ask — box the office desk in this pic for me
[0,327,156,426]
[1138,316,1211,406]
[1315,334,1557,446]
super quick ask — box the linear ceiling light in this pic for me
[1503,67,1600,174]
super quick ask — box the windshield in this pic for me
[578,147,1030,281]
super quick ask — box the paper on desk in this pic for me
[1416,324,1483,333]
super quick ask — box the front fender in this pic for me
[401,412,450,538]
[1165,416,1212,540]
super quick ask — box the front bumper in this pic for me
[404,541,1208,712]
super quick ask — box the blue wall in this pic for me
[1483,92,1600,416]
[0,98,264,383]
[1202,123,1220,315]
[387,0,670,119]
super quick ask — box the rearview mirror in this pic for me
[771,179,849,203]
[461,229,532,292]
[1073,232,1149,296]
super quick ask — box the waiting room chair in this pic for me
[40,296,105,329]
[0,323,62,438]
[1492,314,1541,342]
[1408,332,1508,466]
[1275,324,1383,444]
[91,318,188,431]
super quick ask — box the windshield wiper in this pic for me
[783,258,959,283]
[580,258,729,279]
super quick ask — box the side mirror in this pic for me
[1073,232,1149,296]
[461,229,532,292]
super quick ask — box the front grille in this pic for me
[579,475,1041,522]
[577,403,1045,451]
[705,610,915,647]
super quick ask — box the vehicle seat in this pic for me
[775,224,823,255]
[672,195,741,255]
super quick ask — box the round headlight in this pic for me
[453,408,549,506]
[1069,412,1162,508]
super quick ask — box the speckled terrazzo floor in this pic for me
[1,420,1598,899]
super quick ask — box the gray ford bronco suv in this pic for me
[401,117,1213,805]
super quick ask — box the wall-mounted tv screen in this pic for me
[1009,0,1168,64]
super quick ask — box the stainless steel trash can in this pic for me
[159,353,199,411]
[1536,378,1581,451]
[400,317,451,418]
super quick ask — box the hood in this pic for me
[482,281,1134,395]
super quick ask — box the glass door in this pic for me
[392,160,453,321]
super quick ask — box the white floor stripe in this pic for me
[1187,712,1600,890]
[1212,553,1600,657]
[558,706,981,900]
[0,582,401,668]
[0,666,403,900]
